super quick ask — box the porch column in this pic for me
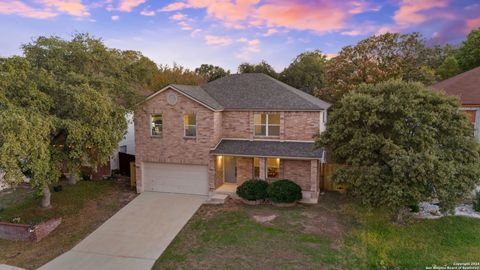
[310,160,319,193]
[259,157,267,180]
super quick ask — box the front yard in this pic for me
[154,193,480,270]
[0,179,136,270]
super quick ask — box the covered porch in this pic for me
[210,139,325,203]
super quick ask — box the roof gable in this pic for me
[141,73,331,111]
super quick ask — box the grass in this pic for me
[154,193,480,270]
[0,179,136,270]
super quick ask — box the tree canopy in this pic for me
[195,64,229,82]
[316,80,480,221]
[152,64,206,90]
[323,33,437,102]
[238,60,278,78]
[437,55,461,80]
[0,33,158,207]
[279,50,327,95]
[456,28,480,72]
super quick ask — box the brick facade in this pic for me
[135,87,323,194]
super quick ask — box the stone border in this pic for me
[0,218,62,242]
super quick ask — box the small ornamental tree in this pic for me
[316,80,480,222]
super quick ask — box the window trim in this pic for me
[184,112,197,138]
[254,113,280,137]
[150,113,163,137]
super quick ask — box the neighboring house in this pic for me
[134,73,330,203]
[111,112,136,172]
[432,67,480,141]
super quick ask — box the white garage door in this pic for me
[143,163,209,195]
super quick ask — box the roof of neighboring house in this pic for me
[143,73,331,111]
[432,67,480,106]
[210,139,324,159]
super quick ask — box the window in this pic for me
[267,158,280,178]
[151,114,163,136]
[253,157,260,178]
[119,145,127,153]
[184,113,197,137]
[254,113,280,136]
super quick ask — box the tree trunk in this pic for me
[393,207,407,224]
[41,186,51,208]
[68,172,78,185]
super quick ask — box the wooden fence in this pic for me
[320,163,347,193]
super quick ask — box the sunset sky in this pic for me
[1,0,479,71]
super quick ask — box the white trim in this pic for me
[141,85,221,112]
[214,138,315,144]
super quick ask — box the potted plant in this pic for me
[267,179,302,207]
[236,179,269,205]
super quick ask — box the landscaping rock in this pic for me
[252,214,277,223]
[415,202,480,219]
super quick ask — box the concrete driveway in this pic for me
[38,192,205,270]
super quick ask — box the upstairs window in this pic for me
[184,113,197,137]
[151,114,163,136]
[254,113,280,136]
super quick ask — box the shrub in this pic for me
[267,179,302,203]
[236,179,269,201]
[474,191,480,212]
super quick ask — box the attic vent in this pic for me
[167,92,177,105]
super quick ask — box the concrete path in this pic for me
[38,192,205,270]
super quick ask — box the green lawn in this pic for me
[154,193,480,270]
[0,179,136,270]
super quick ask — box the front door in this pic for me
[224,157,237,183]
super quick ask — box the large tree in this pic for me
[323,33,436,102]
[456,28,480,71]
[279,50,327,95]
[195,64,229,82]
[316,80,480,222]
[0,57,57,207]
[238,60,278,78]
[437,55,462,80]
[152,64,206,90]
[0,34,158,207]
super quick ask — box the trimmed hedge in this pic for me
[236,179,269,201]
[267,179,302,203]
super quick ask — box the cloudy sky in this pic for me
[1,0,479,71]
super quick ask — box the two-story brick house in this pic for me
[134,73,330,202]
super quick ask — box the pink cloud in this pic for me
[37,0,89,17]
[111,15,119,20]
[160,0,350,34]
[256,1,346,33]
[205,35,233,46]
[466,17,480,32]
[140,9,155,16]
[393,0,448,25]
[263,28,278,36]
[0,0,57,18]
[169,13,188,21]
[118,0,145,12]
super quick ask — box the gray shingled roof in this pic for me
[202,73,331,110]
[210,139,324,159]
[170,84,223,110]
